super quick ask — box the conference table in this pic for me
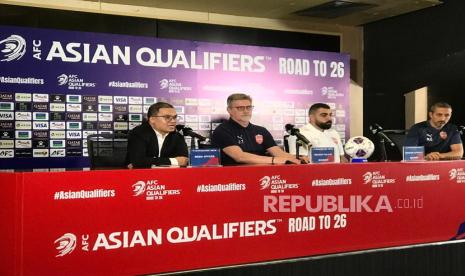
[1,161,465,275]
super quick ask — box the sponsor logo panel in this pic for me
[15,93,32,102]
[32,131,48,139]
[50,131,66,139]
[33,140,49,149]
[15,121,32,129]
[50,103,66,112]
[1,130,14,139]
[50,149,66,157]
[15,139,32,148]
[33,121,49,130]
[15,130,32,139]
[51,95,65,103]
[0,93,13,101]
[66,131,82,139]
[0,121,13,129]
[0,112,14,120]
[66,113,82,121]
[83,113,98,121]
[33,112,49,120]
[66,104,82,112]
[0,102,14,111]
[15,148,32,158]
[17,100,36,113]
[33,149,49,157]
[33,93,49,102]
[50,140,66,148]
[66,148,82,156]
[15,112,31,120]
[0,149,14,158]
[0,140,14,148]
[32,103,48,111]
[50,122,66,130]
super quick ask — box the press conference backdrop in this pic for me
[0,25,349,169]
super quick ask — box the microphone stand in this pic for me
[190,137,197,150]
[378,135,388,162]
[295,140,301,159]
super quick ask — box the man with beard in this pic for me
[211,93,302,165]
[126,102,188,168]
[404,102,463,161]
[288,103,347,163]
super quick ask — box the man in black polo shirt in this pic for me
[211,93,302,165]
[404,102,463,161]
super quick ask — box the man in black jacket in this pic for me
[127,102,188,168]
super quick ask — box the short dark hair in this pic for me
[309,103,330,115]
[227,93,252,107]
[147,102,174,118]
[430,102,452,113]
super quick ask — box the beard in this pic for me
[316,120,332,130]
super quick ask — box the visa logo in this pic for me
[67,132,82,138]
[0,112,14,119]
[34,123,48,128]
[114,97,127,103]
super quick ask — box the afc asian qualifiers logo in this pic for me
[259,175,299,193]
[259,176,271,190]
[132,180,181,200]
[449,168,465,183]
[57,74,69,85]
[0,34,26,62]
[54,233,77,257]
[132,181,146,196]
[362,171,395,188]
[362,172,372,184]
[159,79,169,89]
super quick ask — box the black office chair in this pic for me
[368,129,408,161]
[87,133,128,169]
[372,129,408,161]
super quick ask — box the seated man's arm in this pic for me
[427,143,464,161]
[170,134,189,166]
[222,145,301,164]
[426,130,463,161]
[442,143,464,160]
[266,146,303,164]
[222,145,274,164]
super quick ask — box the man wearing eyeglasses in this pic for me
[211,93,302,165]
[127,102,188,168]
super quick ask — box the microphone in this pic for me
[369,123,395,147]
[176,125,206,141]
[285,124,311,146]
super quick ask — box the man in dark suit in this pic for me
[127,102,188,168]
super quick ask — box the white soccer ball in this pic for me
[344,136,375,159]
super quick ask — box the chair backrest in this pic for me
[87,133,128,169]
[374,129,408,161]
